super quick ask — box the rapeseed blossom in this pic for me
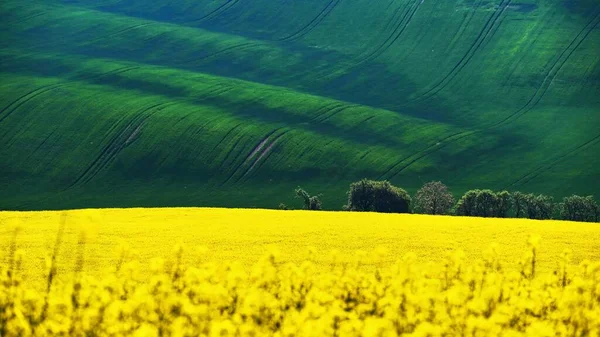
[1,238,599,336]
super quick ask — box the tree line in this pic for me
[284,180,599,223]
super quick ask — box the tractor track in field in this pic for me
[309,103,360,124]
[407,0,512,103]
[351,0,422,66]
[309,103,346,122]
[236,130,291,183]
[443,0,485,55]
[190,0,241,25]
[208,122,246,155]
[8,11,48,25]
[84,23,156,45]
[316,105,359,124]
[378,10,600,181]
[68,101,180,188]
[0,66,139,124]
[222,128,286,185]
[278,0,341,42]
[507,134,600,189]
[308,102,343,120]
[180,42,255,65]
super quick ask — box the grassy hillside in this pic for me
[2,208,600,287]
[1,0,599,209]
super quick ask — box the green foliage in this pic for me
[495,191,512,218]
[278,203,289,211]
[559,195,598,222]
[523,194,555,220]
[455,190,480,217]
[295,187,322,211]
[414,181,454,215]
[456,190,513,218]
[512,192,528,218]
[345,179,411,213]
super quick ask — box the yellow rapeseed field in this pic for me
[1,208,600,336]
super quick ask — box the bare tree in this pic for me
[414,181,454,215]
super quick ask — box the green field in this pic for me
[1,0,599,209]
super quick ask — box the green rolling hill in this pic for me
[0,0,598,210]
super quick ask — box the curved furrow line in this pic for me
[382,0,414,34]
[311,103,361,124]
[236,130,291,183]
[77,102,179,186]
[309,102,346,122]
[317,105,360,124]
[221,127,284,185]
[407,0,511,103]
[96,100,183,167]
[188,0,241,25]
[7,11,47,25]
[486,11,600,126]
[376,129,471,180]
[22,129,58,163]
[0,65,139,124]
[180,43,255,66]
[351,0,421,67]
[0,84,64,124]
[380,11,600,181]
[68,102,177,188]
[365,0,424,63]
[508,134,600,188]
[278,0,340,42]
[219,135,246,173]
[308,102,342,120]
[193,85,235,102]
[65,111,137,189]
[83,23,156,45]
[239,132,292,184]
[443,0,485,54]
[208,122,245,156]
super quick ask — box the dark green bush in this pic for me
[345,179,411,213]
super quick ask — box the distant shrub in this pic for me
[295,187,322,211]
[345,179,411,213]
[559,195,598,222]
[278,203,289,211]
[414,181,454,215]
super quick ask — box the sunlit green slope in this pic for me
[1,0,598,209]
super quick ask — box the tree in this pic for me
[524,194,554,220]
[414,181,454,215]
[512,192,527,218]
[535,194,554,220]
[295,187,322,211]
[585,196,599,222]
[456,190,511,218]
[475,190,498,218]
[455,189,479,216]
[495,191,512,218]
[345,179,376,212]
[560,195,599,222]
[345,179,411,213]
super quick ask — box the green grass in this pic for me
[0,0,599,210]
